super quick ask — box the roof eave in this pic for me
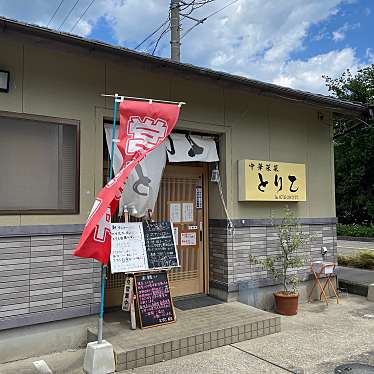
[0,16,369,116]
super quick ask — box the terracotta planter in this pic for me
[274,292,299,316]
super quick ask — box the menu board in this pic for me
[142,222,179,269]
[110,222,179,273]
[110,223,148,273]
[134,272,175,328]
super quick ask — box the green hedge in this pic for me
[338,250,374,270]
[337,223,374,238]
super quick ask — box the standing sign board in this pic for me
[122,276,134,311]
[110,222,148,273]
[110,222,179,273]
[142,222,179,268]
[134,272,175,328]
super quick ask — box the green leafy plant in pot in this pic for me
[250,207,311,316]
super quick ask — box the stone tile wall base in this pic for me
[209,221,337,298]
[0,233,100,331]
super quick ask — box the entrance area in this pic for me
[89,302,280,371]
[103,149,209,306]
[153,164,208,297]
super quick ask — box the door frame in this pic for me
[163,163,210,296]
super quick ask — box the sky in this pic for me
[0,0,373,95]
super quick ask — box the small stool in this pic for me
[308,261,339,305]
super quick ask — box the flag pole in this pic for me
[98,93,119,344]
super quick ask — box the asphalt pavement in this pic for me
[337,240,374,255]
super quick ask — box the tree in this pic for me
[323,65,374,224]
[250,208,311,294]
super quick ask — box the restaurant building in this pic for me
[0,16,368,334]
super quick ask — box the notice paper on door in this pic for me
[169,202,181,223]
[182,202,194,222]
[181,232,196,246]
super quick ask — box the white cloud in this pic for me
[0,0,368,94]
[366,48,374,63]
[332,30,345,41]
[273,48,359,93]
[332,22,360,42]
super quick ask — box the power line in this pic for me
[204,0,239,19]
[180,0,216,16]
[70,0,96,33]
[151,22,171,55]
[47,0,66,27]
[135,16,170,50]
[57,0,82,31]
[181,0,239,39]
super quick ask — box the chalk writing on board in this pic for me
[135,272,175,328]
[142,222,179,269]
[110,223,148,273]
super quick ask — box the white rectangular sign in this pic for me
[182,202,194,223]
[110,222,148,273]
[169,202,182,223]
[181,232,197,246]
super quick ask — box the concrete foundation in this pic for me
[239,279,338,312]
[83,340,115,374]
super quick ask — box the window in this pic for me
[0,112,79,213]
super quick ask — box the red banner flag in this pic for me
[73,100,180,264]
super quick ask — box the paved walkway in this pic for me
[2,296,374,373]
[338,240,374,255]
[126,295,374,374]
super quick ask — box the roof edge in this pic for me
[0,16,369,115]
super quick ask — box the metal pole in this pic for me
[170,0,180,62]
[100,94,186,106]
[98,93,119,344]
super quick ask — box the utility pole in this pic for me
[170,0,181,62]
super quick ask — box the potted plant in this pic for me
[250,207,311,316]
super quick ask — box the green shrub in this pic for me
[338,250,374,270]
[337,223,374,238]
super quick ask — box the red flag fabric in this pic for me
[73,100,180,264]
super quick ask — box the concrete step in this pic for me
[88,301,281,371]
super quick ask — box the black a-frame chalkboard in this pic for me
[134,271,176,328]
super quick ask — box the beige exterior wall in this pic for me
[0,33,335,226]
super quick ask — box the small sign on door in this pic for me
[181,232,197,246]
[182,202,194,222]
[195,187,203,209]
